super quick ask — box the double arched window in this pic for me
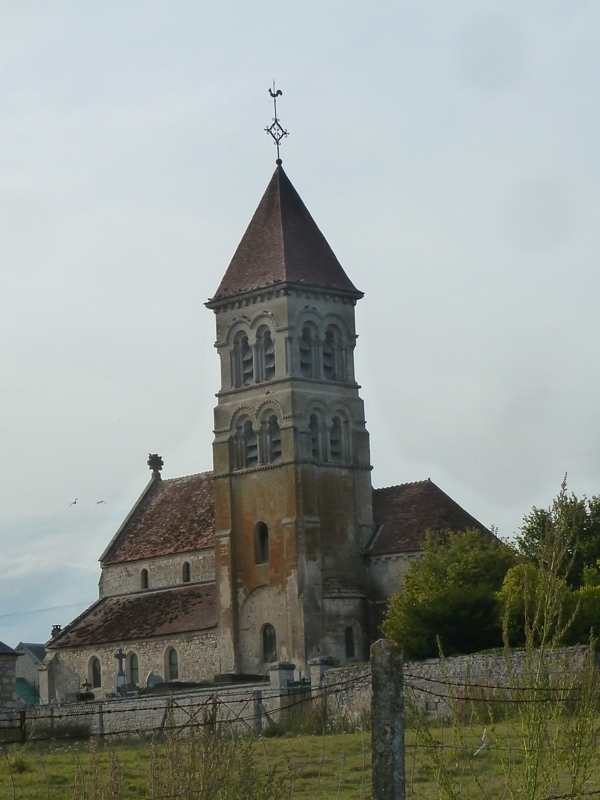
[262,624,277,664]
[232,413,282,470]
[231,326,277,387]
[298,323,348,382]
[308,412,348,463]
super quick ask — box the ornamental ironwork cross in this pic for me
[265,82,288,164]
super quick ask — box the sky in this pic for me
[1,0,599,647]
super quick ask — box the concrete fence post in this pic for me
[371,639,404,800]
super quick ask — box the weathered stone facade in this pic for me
[99,550,215,597]
[40,631,218,704]
[0,643,19,708]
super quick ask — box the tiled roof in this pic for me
[101,472,214,565]
[16,643,46,665]
[48,584,217,649]
[0,641,18,656]
[210,166,362,301]
[369,479,491,556]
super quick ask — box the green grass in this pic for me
[1,719,599,799]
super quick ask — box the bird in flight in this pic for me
[96,500,107,505]
[69,498,78,507]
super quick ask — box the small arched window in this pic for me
[89,657,101,689]
[262,624,277,664]
[128,653,139,685]
[344,626,355,659]
[256,327,275,382]
[232,332,254,387]
[329,417,343,462]
[255,521,269,565]
[262,415,281,463]
[309,414,323,460]
[167,648,179,681]
[141,569,149,590]
[182,562,191,583]
[299,326,317,378]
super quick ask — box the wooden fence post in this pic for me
[371,639,404,800]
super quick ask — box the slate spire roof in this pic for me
[209,165,362,302]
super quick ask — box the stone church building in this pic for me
[42,166,488,702]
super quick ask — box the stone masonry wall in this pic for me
[99,550,215,597]
[320,645,591,724]
[0,656,18,708]
[42,631,219,704]
[1,681,293,739]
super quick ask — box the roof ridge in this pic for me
[162,470,213,484]
[374,479,433,491]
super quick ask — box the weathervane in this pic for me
[265,82,288,165]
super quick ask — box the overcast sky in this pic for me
[1,1,599,647]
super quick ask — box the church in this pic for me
[41,163,488,703]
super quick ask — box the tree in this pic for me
[382,528,517,659]
[516,478,600,588]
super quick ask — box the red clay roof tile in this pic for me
[210,166,361,301]
[102,472,214,565]
[369,479,491,555]
[49,584,217,648]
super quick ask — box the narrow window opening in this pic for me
[300,326,315,377]
[323,329,336,380]
[129,653,139,685]
[241,336,254,385]
[141,569,149,590]
[90,657,101,689]
[330,417,343,462]
[263,330,275,381]
[167,648,179,680]
[344,626,355,659]
[262,624,277,663]
[255,522,269,564]
[244,420,258,467]
[309,414,321,460]
[182,562,191,583]
[267,415,281,462]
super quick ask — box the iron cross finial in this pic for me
[265,82,288,165]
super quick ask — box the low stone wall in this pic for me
[0,681,292,740]
[320,645,591,723]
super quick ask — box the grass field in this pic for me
[1,718,599,799]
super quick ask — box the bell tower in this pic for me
[206,165,373,674]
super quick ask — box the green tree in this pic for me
[516,478,600,588]
[382,528,517,659]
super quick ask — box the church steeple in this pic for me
[209,166,362,303]
[208,166,373,676]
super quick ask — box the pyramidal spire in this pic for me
[209,166,362,302]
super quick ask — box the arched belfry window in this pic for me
[309,413,324,461]
[262,624,277,663]
[232,332,254,388]
[299,325,317,378]
[141,569,149,590]
[323,325,345,382]
[329,417,344,462]
[234,418,258,469]
[256,327,275,382]
[261,415,282,464]
[255,521,269,564]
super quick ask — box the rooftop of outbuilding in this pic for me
[369,479,491,556]
[48,584,217,649]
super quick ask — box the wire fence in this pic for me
[1,642,600,799]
